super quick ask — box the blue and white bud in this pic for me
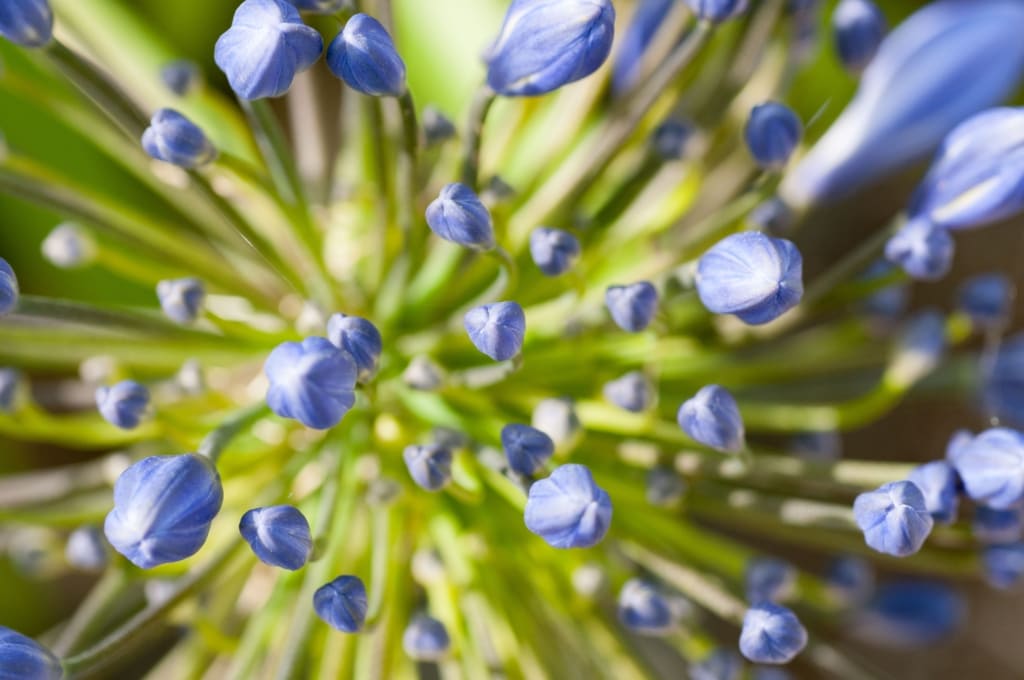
[157,277,205,324]
[690,648,742,680]
[744,102,802,170]
[314,575,368,632]
[650,118,696,162]
[41,223,94,269]
[425,183,495,251]
[696,232,803,325]
[851,581,964,647]
[983,543,1024,589]
[825,555,874,605]
[0,0,53,47]
[327,14,407,97]
[603,371,654,413]
[958,274,1013,330]
[142,109,216,169]
[214,0,323,100]
[160,60,201,96]
[605,282,658,332]
[949,427,1024,510]
[646,466,685,507]
[403,444,453,492]
[327,313,382,382]
[832,0,885,74]
[853,481,934,557]
[264,337,357,430]
[524,464,612,549]
[485,0,615,97]
[0,368,20,413]
[501,423,554,477]
[906,460,959,524]
[402,615,451,661]
[684,0,750,23]
[529,227,580,277]
[0,627,61,680]
[464,301,526,361]
[0,257,19,316]
[239,505,313,570]
[973,505,1022,545]
[96,380,150,430]
[532,397,582,451]
[738,603,808,664]
[104,453,223,569]
[422,106,457,146]
[612,0,675,95]
[617,579,675,635]
[677,384,745,454]
[745,557,796,604]
[883,218,953,281]
[65,526,108,572]
[288,0,346,13]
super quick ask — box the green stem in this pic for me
[54,567,131,656]
[198,402,272,463]
[460,86,497,189]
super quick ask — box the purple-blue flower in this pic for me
[96,380,150,430]
[464,301,525,361]
[832,0,885,74]
[906,460,959,524]
[264,337,357,430]
[314,575,368,632]
[612,0,675,95]
[617,579,675,635]
[684,0,750,23]
[327,313,382,382]
[240,505,313,570]
[142,109,216,169]
[425,183,495,251]
[973,505,1022,545]
[738,603,808,664]
[327,14,407,97]
[948,427,1024,510]
[65,526,108,572]
[605,282,658,332]
[104,453,223,569]
[958,273,1013,330]
[402,615,450,661]
[677,384,745,454]
[853,481,934,557]
[524,464,612,549]
[0,626,61,680]
[883,218,954,281]
[983,543,1024,589]
[403,444,453,491]
[0,0,52,47]
[745,557,796,604]
[501,423,554,476]
[744,102,802,170]
[157,277,206,324]
[160,60,200,96]
[850,581,964,647]
[0,258,19,316]
[529,227,580,277]
[603,371,654,413]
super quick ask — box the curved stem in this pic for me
[460,86,497,189]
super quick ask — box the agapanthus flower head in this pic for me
[982,543,1024,589]
[239,505,313,570]
[524,464,612,549]
[744,102,802,170]
[884,218,953,281]
[142,109,216,169]
[403,444,453,491]
[326,313,382,382]
[825,555,874,605]
[605,281,658,332]
[264,337,357,430]
[0,257,18,316]
[696,232,803,325]
[0,368,20,413]
[646,466,685,507]
[314,575,368,633]
[677,384,745,454]
[402,615,451,661]
[501,423,554,477]
[529,227,581,277]
[650,118,696,162]
[422,106,457,146]
[853,481,934,557]
[0,626,61,680]
[973,505,1022,545]
[832,0,885,74]
[949,427,1024,510]
[464,301,526,361]
[617,578,675,635]
[288,0,346,13]
[684,0,750,23]
[958,273,1013,330]
[96,380,150,430]
[104,453,223,569]
[214,0,323,100]
[745,557,796,604]
[603,370,654,413]
[485,0,616,97]
[160,59,201,97]
[738,602,807,665]
[0,0,53,48]
[41,223,94,269]
[156,277,205,324]
[906,460,959,524]
[327,13,407,97]
[65,525,108,572]
[425,183,495,251]
[850,581,965,647]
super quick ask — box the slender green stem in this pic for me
[198,402,272,463]
[460,86,497,189]
[396,90,420,245]
[54,567,131,656]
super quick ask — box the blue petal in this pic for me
[853,481,934,556]
[240,505,313,570]
[464,301,526,361]
[738,603,808,664]
[0,626,62,680]
[314,575,368,632]
[524,464,612,548]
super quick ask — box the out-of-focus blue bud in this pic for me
[985,334,1024,427]
[696,232,803,325]
[958,274,1013,330]
[603,371,654,413]
[65,526,108,571]
[104,453,223,569]
[887,309,947,387]
[485,0,615,97]
[612,0,674,95]
[142,109,216,169]
[857,260,908,322]
[825,555,874,605]
[532,397,582,450]
[883,218,953,281]
[0,258,17,316]
[529,227,580,277]
[403,444,453,491]
[646,466,685,507]
[605,282,658,332]
[314,575,368,632]
[501,423,554,476]
[684,0,750,23]
[327,313,382,382]
[0,626,61,680]
[949,427,1024,510]
[464,301,526,361]
[744,102,803,170]
[690,648,742,680]
[781,0,1024,209]
[265,337,357,430]
[0,368,21,413]
[906,460,959,524]
[160,60,201,96]
[749,198,795,236]
[618,579,675,635]
[745,557,796,604]
[789,430,841,462]
[650,118,696,162]
[832,0,885,74]
[524,464,612,549]
[677,384,745,454]
[973,505,1023,545]
[422,106,457,147]
[426,183,495,251]
[240,505,312,570]
[853,481,934,557]
[403,356,444,391]
[851,581,965,647]
[96,380,150,430]
[0,0,52,47]
[157,277,205,324]
[288,0,346,13]
[41,223,94,269]
[214,0,323,100]
[983,543,1024,589]
[402,615,450,661]
[327,14,407,97]
[739,603,808,664]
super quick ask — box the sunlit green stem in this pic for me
[460,86,497,189]
[198,402,272,463]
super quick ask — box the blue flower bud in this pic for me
[314,575,368,632]
[744,102,802,170]
[403,355,444,391]
[264,337,357,430]
[96,380,150,430]
[983,543,1024,589]
[617,579,675,635]
[326,14,407,97]
[0,257,19,316]
[605,281,658,332]
[781,0,1024,208]
[157,277,205,324]
[906,460,959,524]
[422,106,457,146]
[677,384,745,454]
[327,313,382,382]
[160,60,201,96]
[691,648,742,680]
[745,557,796,604]
[501,423,554,477]
[529,227,580,277]
[883,218,953,281]
[948,427,1024,509]
[958,274,1013,330]
[853,481,934,556]
[851,581,964,647]
[973,505,1022,545]
[0,626,61,680]
[403,444,453,491]
[738,603,808,664]
[425,183,495,251]
[288,0,346,13]
[485,0,615,97]
[142,109,216,169]
[0,0,53,47]
[524,464,612,549]
[646,466,685,507]
[402,615,450,661]
[603,371,654,413]
[832,0,885,74]
[684,0,750,23]
[214,0,323,100]
[0,368,21,413]
[464,301,526,361]
[789,430,841,462]
[612,0,674,95]
[532,397,581,450]
[696,232,803,325]
[65,525,108,572]
[239,505,312,570]
[104,453,223,569]
[888,309,947,387]
[41,223,94,269]
[825,555,874,605]
[650,118,696,162]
